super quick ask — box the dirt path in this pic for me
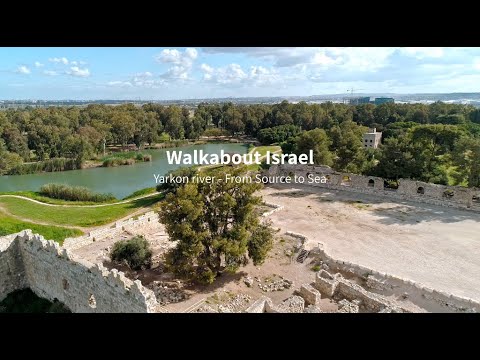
[0,206,85,231]
[0,192,159,208]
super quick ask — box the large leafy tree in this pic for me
[293,128,333,166]
[452,137,480,187]
[160,166,275,284]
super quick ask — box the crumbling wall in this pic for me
[0,234,27,301]
[0,230,160,313]
[308,237,480,313]
[269,165,479,212]
[63,211,160,250]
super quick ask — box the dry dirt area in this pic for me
[70,183,480,312]
[260,184,480,302]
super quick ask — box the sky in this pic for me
[1,47,480,100]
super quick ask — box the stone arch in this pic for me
[341,175,351,186]
[417,187,425,195]
[368,179,375,188]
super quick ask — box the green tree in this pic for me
[294,129,333,166]
[452,137,480,187]
[110,236,153,270]
[160,166,275,284]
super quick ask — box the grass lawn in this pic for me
[251,145,281,157]
[0,212,83,244]
[0,191,117,205]
[246,145,282,171]
[0,193,163,227]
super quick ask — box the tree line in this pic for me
[1,101,479,186]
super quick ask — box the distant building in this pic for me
[374,97,394,105]
[348,97,371,105]
[363,128,382,149]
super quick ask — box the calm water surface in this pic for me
[0,143,248,199]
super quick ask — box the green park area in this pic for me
[0,190,163,243]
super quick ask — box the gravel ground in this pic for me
[260,184,480,302]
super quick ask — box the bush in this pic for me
[8,157,80,175]
[110,236,153,270]
[202,128,229,137]
[102,152,150,167]
[39,183,116,202]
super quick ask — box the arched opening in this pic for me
[443,190,454,199]
[417,187,425,194]
[473,195,480,203]
[62,279,69,291]
[368,179,374,188]
[88,294,97,309]
[325,175,331,183]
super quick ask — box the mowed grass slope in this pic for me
[0,194,163,227]
[0,212,82,244]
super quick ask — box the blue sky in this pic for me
[1,47,480,100]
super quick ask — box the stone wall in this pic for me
[0,234,27,301]
[269,164,480,212]
[297,232,480,313]
[0,230,160,313]
[63,211,160,250]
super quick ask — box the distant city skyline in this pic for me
[1,47,480,100]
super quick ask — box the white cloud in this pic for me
[107,81,133,87]
[156,48,198,81]
[135,71,153,77]
[43,70,58,76]
[400,47,444,59]
[49,57,69,65]
[34,61,44,67]
[108,72,165,89]
[70,61,78,66]
[185,48,198,60]
[201,63,280,87]
[16,65,31,74]
[66,66,90,77]
[473,58,480,71]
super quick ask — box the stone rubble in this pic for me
[337,299,360,313]
[218,294,252,313]
[304,305,323,313]
[275,295,305,313]
[258,276,293,292]
[148,281,187,305]
[243,276,254,288]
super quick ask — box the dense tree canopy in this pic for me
[1,100,479,187]
[159,166,275,284]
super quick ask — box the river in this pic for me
[0,143,248,199]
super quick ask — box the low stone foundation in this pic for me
[63,211,160,250]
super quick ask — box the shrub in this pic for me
[311,265,321,272]
[202,128,229,137]
[39,183,115,202]
[110,236,153,270]
[8,157,80,175]
[102,152,150,167]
